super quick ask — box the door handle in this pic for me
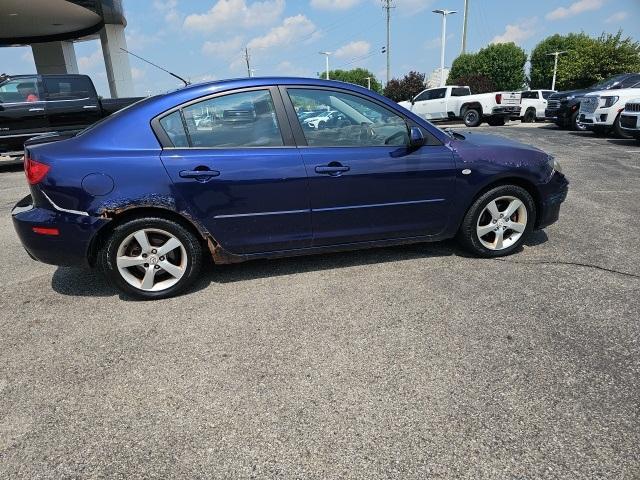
[83,105,99,109]
[315,164,350,175]
[179,169,221,180]
[29,108,45,112]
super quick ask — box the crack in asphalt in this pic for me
[492,258,640,280]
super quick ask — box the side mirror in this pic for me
[409,127,424,148]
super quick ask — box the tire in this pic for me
[612,113,633,139]
[570,110,587,131]
[317,120,326,130]
[522,108,536,123]
[99,217,203,300]
[457,185,536,258]
[487,116,506,126]
[463,108,482,127]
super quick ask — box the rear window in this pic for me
[44,76,95,101]
[521,91,539,99]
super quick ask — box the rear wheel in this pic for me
[463,108,482,127]
[457,185,536,257]
[100,217,203,299]
[522,108,536,123]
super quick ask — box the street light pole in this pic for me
[319,51,332,80]
[433,9,457,87]
[547,51,567,90]
[461,0,469,54]
[365,76,372,89]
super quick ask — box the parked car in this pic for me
[519,90,555,122]
[12,77,568,299]
[303,110,347,129]
[545,73,640,131]
[398,85,522,127]
[578,85,640,138]
[619,99,640,142]
[0,73,142,159]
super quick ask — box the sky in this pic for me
[1,0,639,97]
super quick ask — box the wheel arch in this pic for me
[460,102,483,116]
[87,206,212,266]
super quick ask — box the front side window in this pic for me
[180,90,283,148]
[288,88,409,147]
[414,89,431,102]
[0,76,42,103]
[620,74,640,88]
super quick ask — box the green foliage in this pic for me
[447,43,527,91]
[530,31,640,90]
[321,68,382,93]
[382,71,426,102]
[448,74,496,94]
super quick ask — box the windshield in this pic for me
[592,74,628,90]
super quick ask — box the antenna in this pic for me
[120,48,190,87]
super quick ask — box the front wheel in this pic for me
[571,110,587,131]
[457,185,536,257]
[100,217,203,299]
[613,113,633,139]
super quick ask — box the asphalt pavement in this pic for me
[1,123,638,479]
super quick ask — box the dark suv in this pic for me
[545,73,640,130]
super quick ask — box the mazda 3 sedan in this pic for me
[12,77,568,299]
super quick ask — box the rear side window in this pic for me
[44,76,94,100]
[451,87,470,97]
[178,90,284,148]
[159,111,189,147]
[0,76,42,103]
[521,91,539,99]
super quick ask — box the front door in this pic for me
[157,88,311,254]
[283,87,456,247]
[0,76,48,150]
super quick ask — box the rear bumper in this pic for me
[537,172,569,229]
[491,106,521,116]
[12,195,108,266]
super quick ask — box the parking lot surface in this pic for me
[1,124,638,479]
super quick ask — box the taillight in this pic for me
[495,93,502,104]
[24,156,50,185]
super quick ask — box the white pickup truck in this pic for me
[579,85,640,138]
[398,85,521,127]
[519,89,556,122]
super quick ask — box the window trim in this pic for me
[151,85,296,150]
[279,85,442,148]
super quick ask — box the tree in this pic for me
[382,71,426,102]
[447,74,496,94]
[447,43,527,91]
[321,68,382,92]
[530,31,640,90]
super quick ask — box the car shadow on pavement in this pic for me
[50,232,549,298]
[606,138,639,146]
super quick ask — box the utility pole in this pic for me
[244,47,251,77]
[461,0,469,54]
[365,76,372,89]
[433,9,457,87]
[547,51,567,90]
[319,51,332,80]
[382,0,394,85]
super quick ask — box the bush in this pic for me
[448,74,496,94]
[383,71,426,102]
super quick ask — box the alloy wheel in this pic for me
[115,228,187,292]
[476,196,528,251]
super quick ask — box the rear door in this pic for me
[42,75,101,131]
[0,76,48,142]
[155,87,311,254]
[282,86,456,246]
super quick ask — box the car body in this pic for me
[12,77,568,299]
[545,73,640,131]
[579,86,640,138]
[0,73,142,159]
[519,90,555,122]
[619,98,640,142]
[398,85,522,127]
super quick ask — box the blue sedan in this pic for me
[12,77,568,299]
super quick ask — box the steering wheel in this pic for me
[384,130,407,145]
